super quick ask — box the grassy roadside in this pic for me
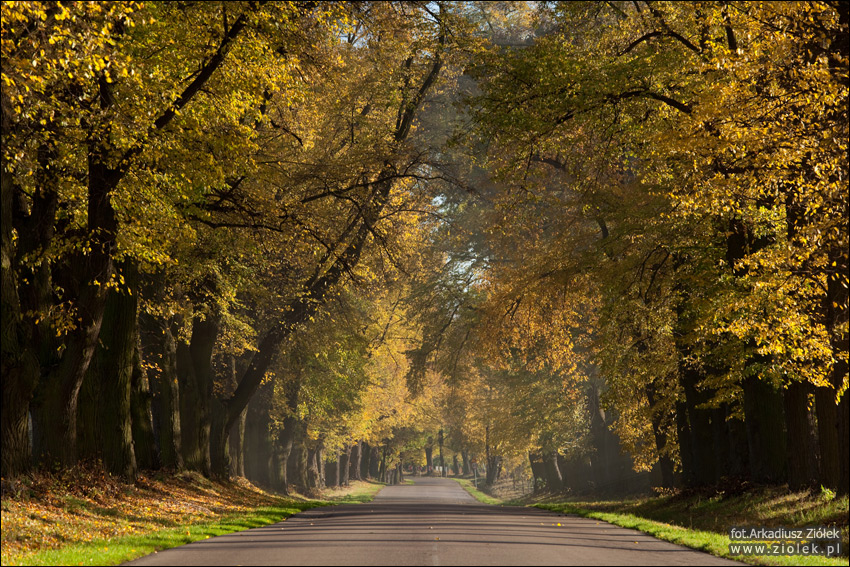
[450,477,504,505]
[1,466,385,566]
[451,477,847,567]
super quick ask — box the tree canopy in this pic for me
[2,0,847,497]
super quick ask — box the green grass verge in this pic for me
[323,480,387,503]
[451,477,504,506]
[535,502,847,567]
[7,502,327,566]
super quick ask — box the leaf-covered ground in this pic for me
[0,465,373,565]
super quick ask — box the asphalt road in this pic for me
[126,477,740,566]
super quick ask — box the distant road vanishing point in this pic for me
[125,477,740,566]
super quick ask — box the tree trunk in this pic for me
[131,334,158,471]
[529,453,545,493]
[360,442,371,479]
[711,405,731,480]
[675,400,695,487]
[0,346,37,478]
[100,276,138,480]
[147,316,183,470]
[187,312,219,477]
[31,271,110,469]
[425,444,433,473]
[784,381,819,490]
[209,402,229,478]
[349,441,362,481]
[291,430,309,493]
[461,450,470,476]
[645,382,674,488]
[679,360,716,486]
[378,444,388,483]
[228,408,246,477]
[277,415,298,494]
[727,414,750,479]
[370,446,381,478]
[244,386,272,487]
[316,443,326,489]
[1,93,43,478]
[74,263,138,479]
[542,451,563,492]
[339,445,351,486]
[307,444,322,492]
[815,386,840,490]
[742,375,787,483]
[177,340,202,471]
[826,246,849,495]
[326,453,339,488]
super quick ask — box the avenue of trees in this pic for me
[2,1,847,497]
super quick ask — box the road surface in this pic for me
[126,477,739,566]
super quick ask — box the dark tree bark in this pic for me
[675,400,695,487]
[339,445,351,486]
[645,382,674,488]
[529,453,545,493]
[74,262,138,479]
[307,444,322,492]
[822,238,849,494]
[784,381,819,490]
[316,443,326,488]
[360,442,371,479]
[146,316,183,470]
[276,416,298,493]
[710,405,731,480]
[326,453,339,488]
[187,311,219,477]
[678,358,716,486]
[0,112,42,477]
[244,385,273,487]
[542,451,563,492]
[290,429,309,493]
[461,450,470,476]
[349,441,362,481]
[378,444,388,483]
[225,353,247,478]
[369,445,381,478]
[742,375,787,483]
[727,414,750,478]
[228,408,246,477]
[815,386,840,490]
[177,341,202,472]
[131,332,158,471]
